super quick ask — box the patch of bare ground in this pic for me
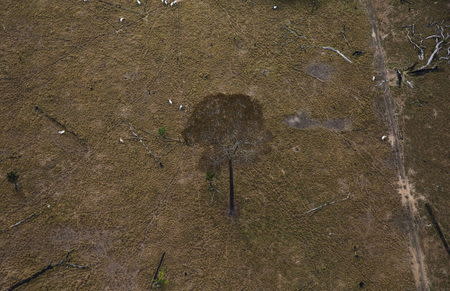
[284,111,351,132]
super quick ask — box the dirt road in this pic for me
[363,0,429,290]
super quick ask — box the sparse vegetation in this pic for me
[205,171,215,182]
[158,127,167,137]
[152,270,168,289]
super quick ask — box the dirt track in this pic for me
[363,0,428,289]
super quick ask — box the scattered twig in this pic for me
[9,213,39,229]
[160,135,185,144]
[2,204,51,233]
[284,25,306,39]
[340,25,350,47]
[206,173,220,202]
[439,46,450,60]
[158,129,185,143]
[125,124,184,159]
[128,123,163,168]
[406,80,414,88]
[34,105,87,147]
[151,252,166,289]
[321,46,353,63]
[406,27,425,60]
[7,250,88,291]
[208,183,221,203]
[307,74,325,82]
[303,193,351,216]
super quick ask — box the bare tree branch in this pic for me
[419,40,443,69]
[406,29,425,60]
[321,46,353,63]
[303,194,351,216]
[9,213,39,229]
[128,123,163,168]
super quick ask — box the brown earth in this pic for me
[0,0,448,290]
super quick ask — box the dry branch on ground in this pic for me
[7,251,88,291]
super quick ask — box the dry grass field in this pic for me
[0,0,448,290]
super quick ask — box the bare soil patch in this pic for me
[284,111,351,131]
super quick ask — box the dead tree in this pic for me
[183,94,272,217]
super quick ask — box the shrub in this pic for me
[158,127,167,137]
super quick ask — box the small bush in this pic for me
[7,171,19,191]
[7,171,19,184]
[153,270,168,288]
[205,172,215,181]
[158,127,167,137]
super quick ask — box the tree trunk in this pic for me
[228,158,236,216]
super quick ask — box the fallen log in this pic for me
[303,194,351,216]
[7,251,88,291]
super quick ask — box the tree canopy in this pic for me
[183,93,272,173]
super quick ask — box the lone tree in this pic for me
[183,93,272,216]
